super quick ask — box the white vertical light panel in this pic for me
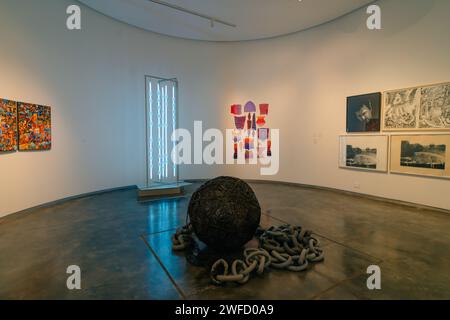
[145,76,178,186]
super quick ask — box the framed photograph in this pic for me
[390,134,450,179]
[18,102,52,151]
[339,135,389,172]
[0,99,18,152]
[346,92,381,132]
[382,81,450,131]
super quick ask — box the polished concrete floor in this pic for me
[0,182,449,300]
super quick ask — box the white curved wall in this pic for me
[1,0,449,217]
[0,0,230,217]
[221,0,450,210]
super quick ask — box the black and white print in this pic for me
[390,134,450,178]
[346,145,377,169]
[383,88,420,130]
[400,140,446,170]
[339,135,388,172]
[419,83,450,129]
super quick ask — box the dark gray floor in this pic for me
[0,182,449,300]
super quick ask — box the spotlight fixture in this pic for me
[147,0,236,28]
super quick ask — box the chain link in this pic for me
[171,224,194,251]
[172,223,324,285]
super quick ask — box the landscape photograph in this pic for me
[339,135,388,172]
[401,140,446,170]
[346,145,378,169]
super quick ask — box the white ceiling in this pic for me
[78,0,374,41]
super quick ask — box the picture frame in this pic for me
[346,92,381,133]
[339,135,389,172]
[382,81,450,131]
[0,99,18,152]
[18,102,52,151]
[389,134,450,179]
[418,82,450,130]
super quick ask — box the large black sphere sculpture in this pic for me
[188,176,261,252]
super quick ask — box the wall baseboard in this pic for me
[0,185,138,222]
[184,178,450,215]
[2,178,449,222]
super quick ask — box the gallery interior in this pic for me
[1,0,449,301]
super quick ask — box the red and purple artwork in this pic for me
[234,116,246,130]
[230,102,271,160]
[244,101,257,113]
[231,104,242,115]
[260,104,269,115]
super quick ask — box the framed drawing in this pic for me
[390,134,450,179]
[18,102,52,151]
[418,82,450,130]
[382,87,421,130]
[0,99,18,152]
[346,92,381,132]
[382,81,450,131]
[339,135,389,172]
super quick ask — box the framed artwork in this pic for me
[0,99,18,152]
[382,81,450,131]
[230,101,271,160]
[18,102,52,151]
[339,135,389,172]
[346,92,381,132]
[418,83,450,129]
[390,134,450,179]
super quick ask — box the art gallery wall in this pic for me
[1,0,450,217]
[221,0,450,210]
[0,0,231,217]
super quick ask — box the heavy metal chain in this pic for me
[171,224,194,251]
[172,223,324,285]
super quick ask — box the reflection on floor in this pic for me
[0,182,449,299]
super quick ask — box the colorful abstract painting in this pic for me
[0,99,18,152]
[18,103,52,151]
[230,102,271,160]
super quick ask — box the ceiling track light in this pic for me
[147,0,236,28]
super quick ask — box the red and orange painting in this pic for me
[18,103,52,151]
[0,99,18,152]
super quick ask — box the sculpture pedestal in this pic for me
[137,182,192,201]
